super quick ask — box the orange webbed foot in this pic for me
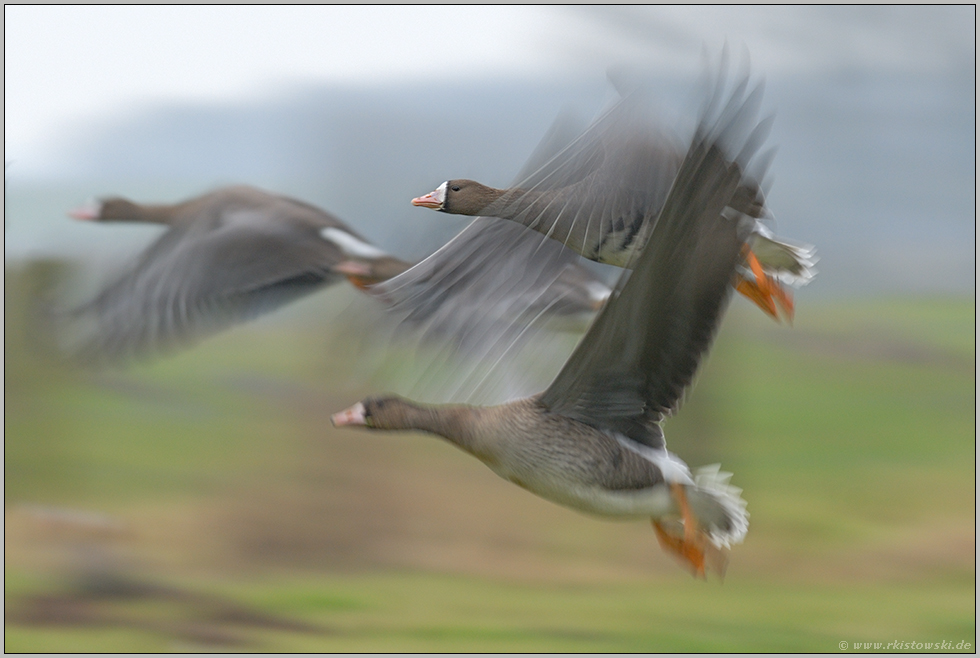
[735,274,778,320]
[735,247,795,324]
[652,483,730,580]
[653,519,707,579]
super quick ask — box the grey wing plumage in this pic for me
[511,109,588,188]
[60,216,344,364]
[372,216,602,356]
[369,112,614,396]
[492,95,687,267]
[539,70,771,449]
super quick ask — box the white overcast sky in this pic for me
[4,5,973,167]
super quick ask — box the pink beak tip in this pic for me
[331,402,367,427]
[68,201,101,221]
[411,191,443,209]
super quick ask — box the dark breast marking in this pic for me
[616,211,647,253]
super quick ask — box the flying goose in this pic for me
[61,185,413,362]
[412,67,815,323]
[332,70,770,577]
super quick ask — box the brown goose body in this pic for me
[62,185,411,362]
[74,185,372,236]
[334,65,771,576]
[336,396,688,520]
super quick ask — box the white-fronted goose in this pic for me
[369,114,613,394]
[412,63,816,323]
[62,185,413,362]
[332,74,769,577]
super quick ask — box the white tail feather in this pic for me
[748,228,819,287]
[687,463,749,548]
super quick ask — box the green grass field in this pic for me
[5,264,975,652]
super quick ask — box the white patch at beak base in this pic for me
[411,181,447,209]
[68,199,103,220]
[331,402,367,427]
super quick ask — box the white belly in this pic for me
[492,465,677,519]
[553,482,677,519]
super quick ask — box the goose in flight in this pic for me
[59,185,413,363]
[332,68,771,577]
[412,66,815,323]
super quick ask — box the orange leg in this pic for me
[344,275,373,292]
[735,274,777,320]
[771,282,795,324]
[735,247,795,324]
[652,483,707,579]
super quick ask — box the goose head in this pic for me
[331,396,416,430]
[411,179,503,216]
[68,197,143,222]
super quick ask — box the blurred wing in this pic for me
[540,68,771,449]
[62,218,343,364]
[489,94,687,267]
[370,216,608,401]
[511,109,588,187]
[368,111,615,402]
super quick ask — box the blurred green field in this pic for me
[4,263,976,652]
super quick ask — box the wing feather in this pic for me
[539,68,772,449]
[62,218,343,363]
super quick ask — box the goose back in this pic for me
[60,186,374,363]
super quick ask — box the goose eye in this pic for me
[451,185,460,192]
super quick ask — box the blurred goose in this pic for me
[333,72,769,577]
[412,67,815,323]
[62,185,413,362]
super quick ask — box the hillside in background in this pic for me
[5,66,975,297]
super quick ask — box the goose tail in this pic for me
[687,464,750,549]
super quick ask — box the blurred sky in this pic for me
[5,6,973,168]
[4,6,976,294]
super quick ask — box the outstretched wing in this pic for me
[59,214,344,364]
[540,67,771,449]
[484,94,689,267]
